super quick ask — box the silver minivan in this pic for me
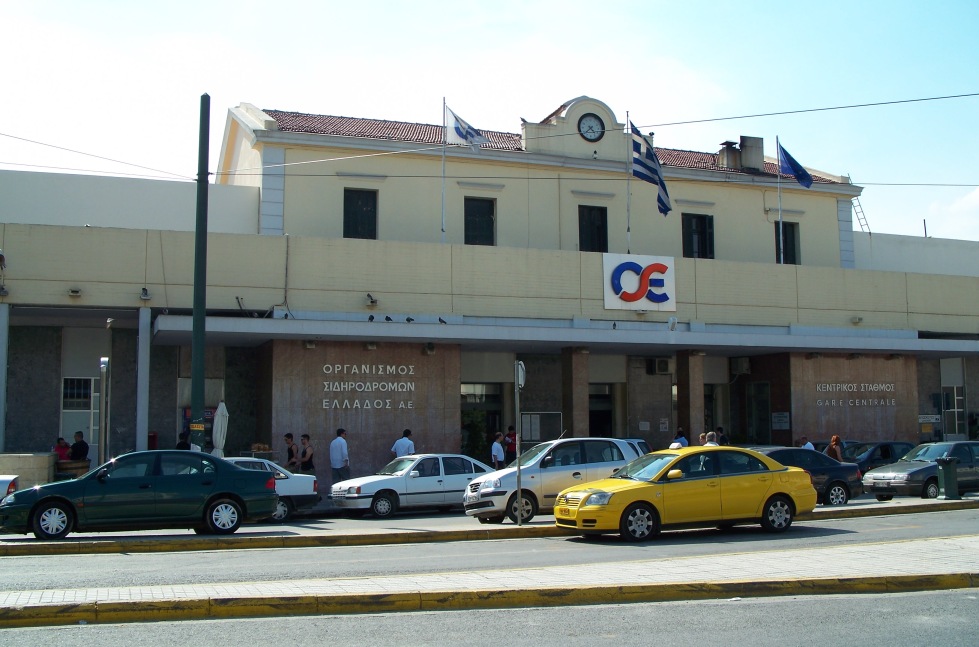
[463,437,641,523]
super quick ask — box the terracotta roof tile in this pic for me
[264,109,836,183]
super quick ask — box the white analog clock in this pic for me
[577,113,605,142]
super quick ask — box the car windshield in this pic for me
[377,457,417,475]
[901,444,954,462]
[841,443,875,460]
[613,453,678,481]
[516,441,555,467]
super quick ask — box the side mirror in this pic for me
[541,456,553,468]
[96,468,109,482]
[409,470,420,478]
[611,467,621,474]
[666,469,683,481]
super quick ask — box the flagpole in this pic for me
[441,97,447,244]
[625,112,631,254]
[776,136,783,265]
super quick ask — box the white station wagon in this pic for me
[332,453,493,517]
[224,457,320,521]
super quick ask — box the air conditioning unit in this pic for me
[646,358,674,375]
[731,357,751,375]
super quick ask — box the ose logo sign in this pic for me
[602,254,676,312]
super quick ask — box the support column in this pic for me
[135,307,151,451]
[676,351,706,441]
[0,304,8,452]
[561,347,590,438]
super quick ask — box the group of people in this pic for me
[490,426,518,469]
[281,427,353,485]
[52,431,89,462]
[671,426,729,448]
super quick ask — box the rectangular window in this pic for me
[682,213,714,259]
[775,221,800,264]
[343,189,378,240]
[62,378,93,410]
[464,197,495,246]
[578,205,608,253]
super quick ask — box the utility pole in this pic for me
[190,94,210,448]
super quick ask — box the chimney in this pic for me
[717,141,740,169]
[740,136,764,172]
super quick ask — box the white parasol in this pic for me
[211,401,229,457]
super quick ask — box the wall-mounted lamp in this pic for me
[887,354,902,361]
[140,287,152,301]
[850,316,863,324]
[689,349,706,356]
[668,316,678,331]
[67,288,82,297]
[366,293,378,307]
[423,342,436,356]
[0,287,8,297]
[365,342,377,351]
[304,341,316,349]
[806,352,822,360]
[847,353,863,360]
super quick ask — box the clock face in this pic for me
[577,113,605,142]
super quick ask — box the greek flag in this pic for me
[445,105,489,150]
[630,122,672,216]
[777,141,813,188]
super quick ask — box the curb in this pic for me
[2,499,977,557]
[2,572,976,628]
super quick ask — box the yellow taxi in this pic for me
[554,445,817,541]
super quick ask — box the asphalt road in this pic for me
[3,508,978,592]
[2,589,977,647]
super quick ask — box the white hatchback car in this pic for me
[464,437,642,523]
[332,453,493,518]
[224,457,320,521]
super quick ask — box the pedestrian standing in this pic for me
[284,433,300,469]
[673,428,688,447]
[392,429,415,457]
[491,432,505,470]
[716,426,729,446]
[504,425,518,464]
[330,428,350,483]
[698,432,707,446]
[298,434,315,475]
[825,434,843,461]
[799,435,815,450]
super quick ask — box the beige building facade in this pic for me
[0,96,976,481]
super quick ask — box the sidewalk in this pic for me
[1,497,978,627]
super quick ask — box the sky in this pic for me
[2,0,977,240]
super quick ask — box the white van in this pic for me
[463,437,641,523]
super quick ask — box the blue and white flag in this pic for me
[445,105,489,150]
[630,122,672,216]
[777,141,813,188]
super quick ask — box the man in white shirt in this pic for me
[491,432,505,469]
[392,429,415,457]
[330,428,350,483]
[800,435,815,450]
[704,431,719,446]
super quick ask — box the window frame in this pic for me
[464,197,496,246]
[681,213,715,259]
[775,221,800,265]
[577,205,608,253]
[343,188,378,240]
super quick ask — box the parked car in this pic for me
[841,441,915,474]
[464,437,643,524]
[224,457,320,521]
[750,446,863,505]
[0,475,17,498]
[863,441,979,501]
[0,450,278,540]
[554,446,817,541]
[623,438,652,456]
[332,453,493,518]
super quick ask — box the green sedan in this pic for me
[0,450,278,540]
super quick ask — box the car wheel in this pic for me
[269,498,292,522]
[205,498,242,534]
[619,502,658,541]
[371,492,397,518]
[922,479,939,499]
[826,482,849,505]
[875,494,894,502]
[760,495,793,532]
[505,491,537,523]
[32,501,73,540]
